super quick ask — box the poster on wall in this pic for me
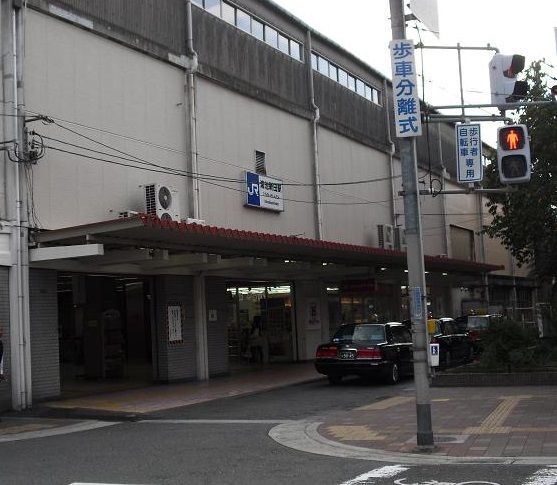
[307,298,321,330]
[167,303,183,343]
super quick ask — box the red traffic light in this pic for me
[499,125,526,151]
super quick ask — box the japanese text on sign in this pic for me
[167,303,183,343]
[456,123,483,183]
[389,39,422,137]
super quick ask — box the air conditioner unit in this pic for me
[377,224,394,250]
[144,183,182,221]
[394,226,407,251]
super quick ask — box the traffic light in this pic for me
[489,54,528,109]
[497,124,531,184]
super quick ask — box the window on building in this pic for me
[311,52,318,70]
[197,1,303,62]
[356,79,365,96]
[364,84,373,101]
[329,64,338,82]
[347,74,356,91]
[310,50,381,105]
[278,33,290,55]
[318,56,329,76]
[264,25,278,48]
[236,8,251,33]
[337,68,348,87]
[222,1,235,24]
[290,40,301,60]
[255,150,266,175]
[252,18,264,40]
[205,0,221,16]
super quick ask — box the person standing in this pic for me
[249,316,264,364]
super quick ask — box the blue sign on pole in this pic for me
[411,286,423,319]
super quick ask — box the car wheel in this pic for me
[385,362,400,384]
[328,374,342,385]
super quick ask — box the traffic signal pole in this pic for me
[389,0,434,450]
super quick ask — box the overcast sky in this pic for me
[272,0,557,146]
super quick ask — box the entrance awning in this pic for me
[30,214,503,278]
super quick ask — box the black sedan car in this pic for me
[429,317,474,367]
[315,321,413,385]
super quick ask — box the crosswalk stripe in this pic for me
[339,465,409,484]
[523,467,557,485]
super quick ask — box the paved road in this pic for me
[1,378,556,484]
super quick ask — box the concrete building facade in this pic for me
[0,0,535,411]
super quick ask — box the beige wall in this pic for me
[25,10,187,229]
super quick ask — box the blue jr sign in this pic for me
[245,171,284,212]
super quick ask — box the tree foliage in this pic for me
[483,61,557,281]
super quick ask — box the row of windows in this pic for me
[312,52,380,105]
[193,0,381,105]
[192,0,302,60]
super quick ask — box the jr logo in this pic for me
[247,183,259,196]
[246,172,261,207]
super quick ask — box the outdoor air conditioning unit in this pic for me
[377,224,394,250]
[394,226,407,251]
[144,183,182,221]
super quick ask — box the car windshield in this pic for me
[467,316,489,330]
[332,324,386,344]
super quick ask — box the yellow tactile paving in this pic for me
[355,395,414,410]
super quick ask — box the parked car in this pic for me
[429,317,474,367]
[315,322,413,385]
[466,314,502,355]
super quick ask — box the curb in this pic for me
[268,421,557,466]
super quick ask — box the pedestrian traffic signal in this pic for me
[489,54,528,109]
[497,124,531,184]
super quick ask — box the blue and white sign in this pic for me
[456,123,483,183]
[390,39,422,137]
[411,286,423,318]
[245,171,284,212]
[429,343,440,367]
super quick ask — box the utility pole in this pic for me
[389,0,434,449]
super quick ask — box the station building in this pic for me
[0,0,535,411]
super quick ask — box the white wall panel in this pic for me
[24,11,187,229]
[317,127,392,246]
[195,79,316,237]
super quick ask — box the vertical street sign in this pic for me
[390,39,422,137]
[455,123,482,183]
[411,286,423,319]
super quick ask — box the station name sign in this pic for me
[245,171,284,212]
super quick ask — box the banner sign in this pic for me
[456,123,483,183]
[390,39,422,137]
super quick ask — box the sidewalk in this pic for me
[314,384,557,460]
[0,362,320,439]
[1,363,557,464]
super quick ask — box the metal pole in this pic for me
[389,0,434,449]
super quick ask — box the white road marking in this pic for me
[523,467,557,485]
[339,465,409,484]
